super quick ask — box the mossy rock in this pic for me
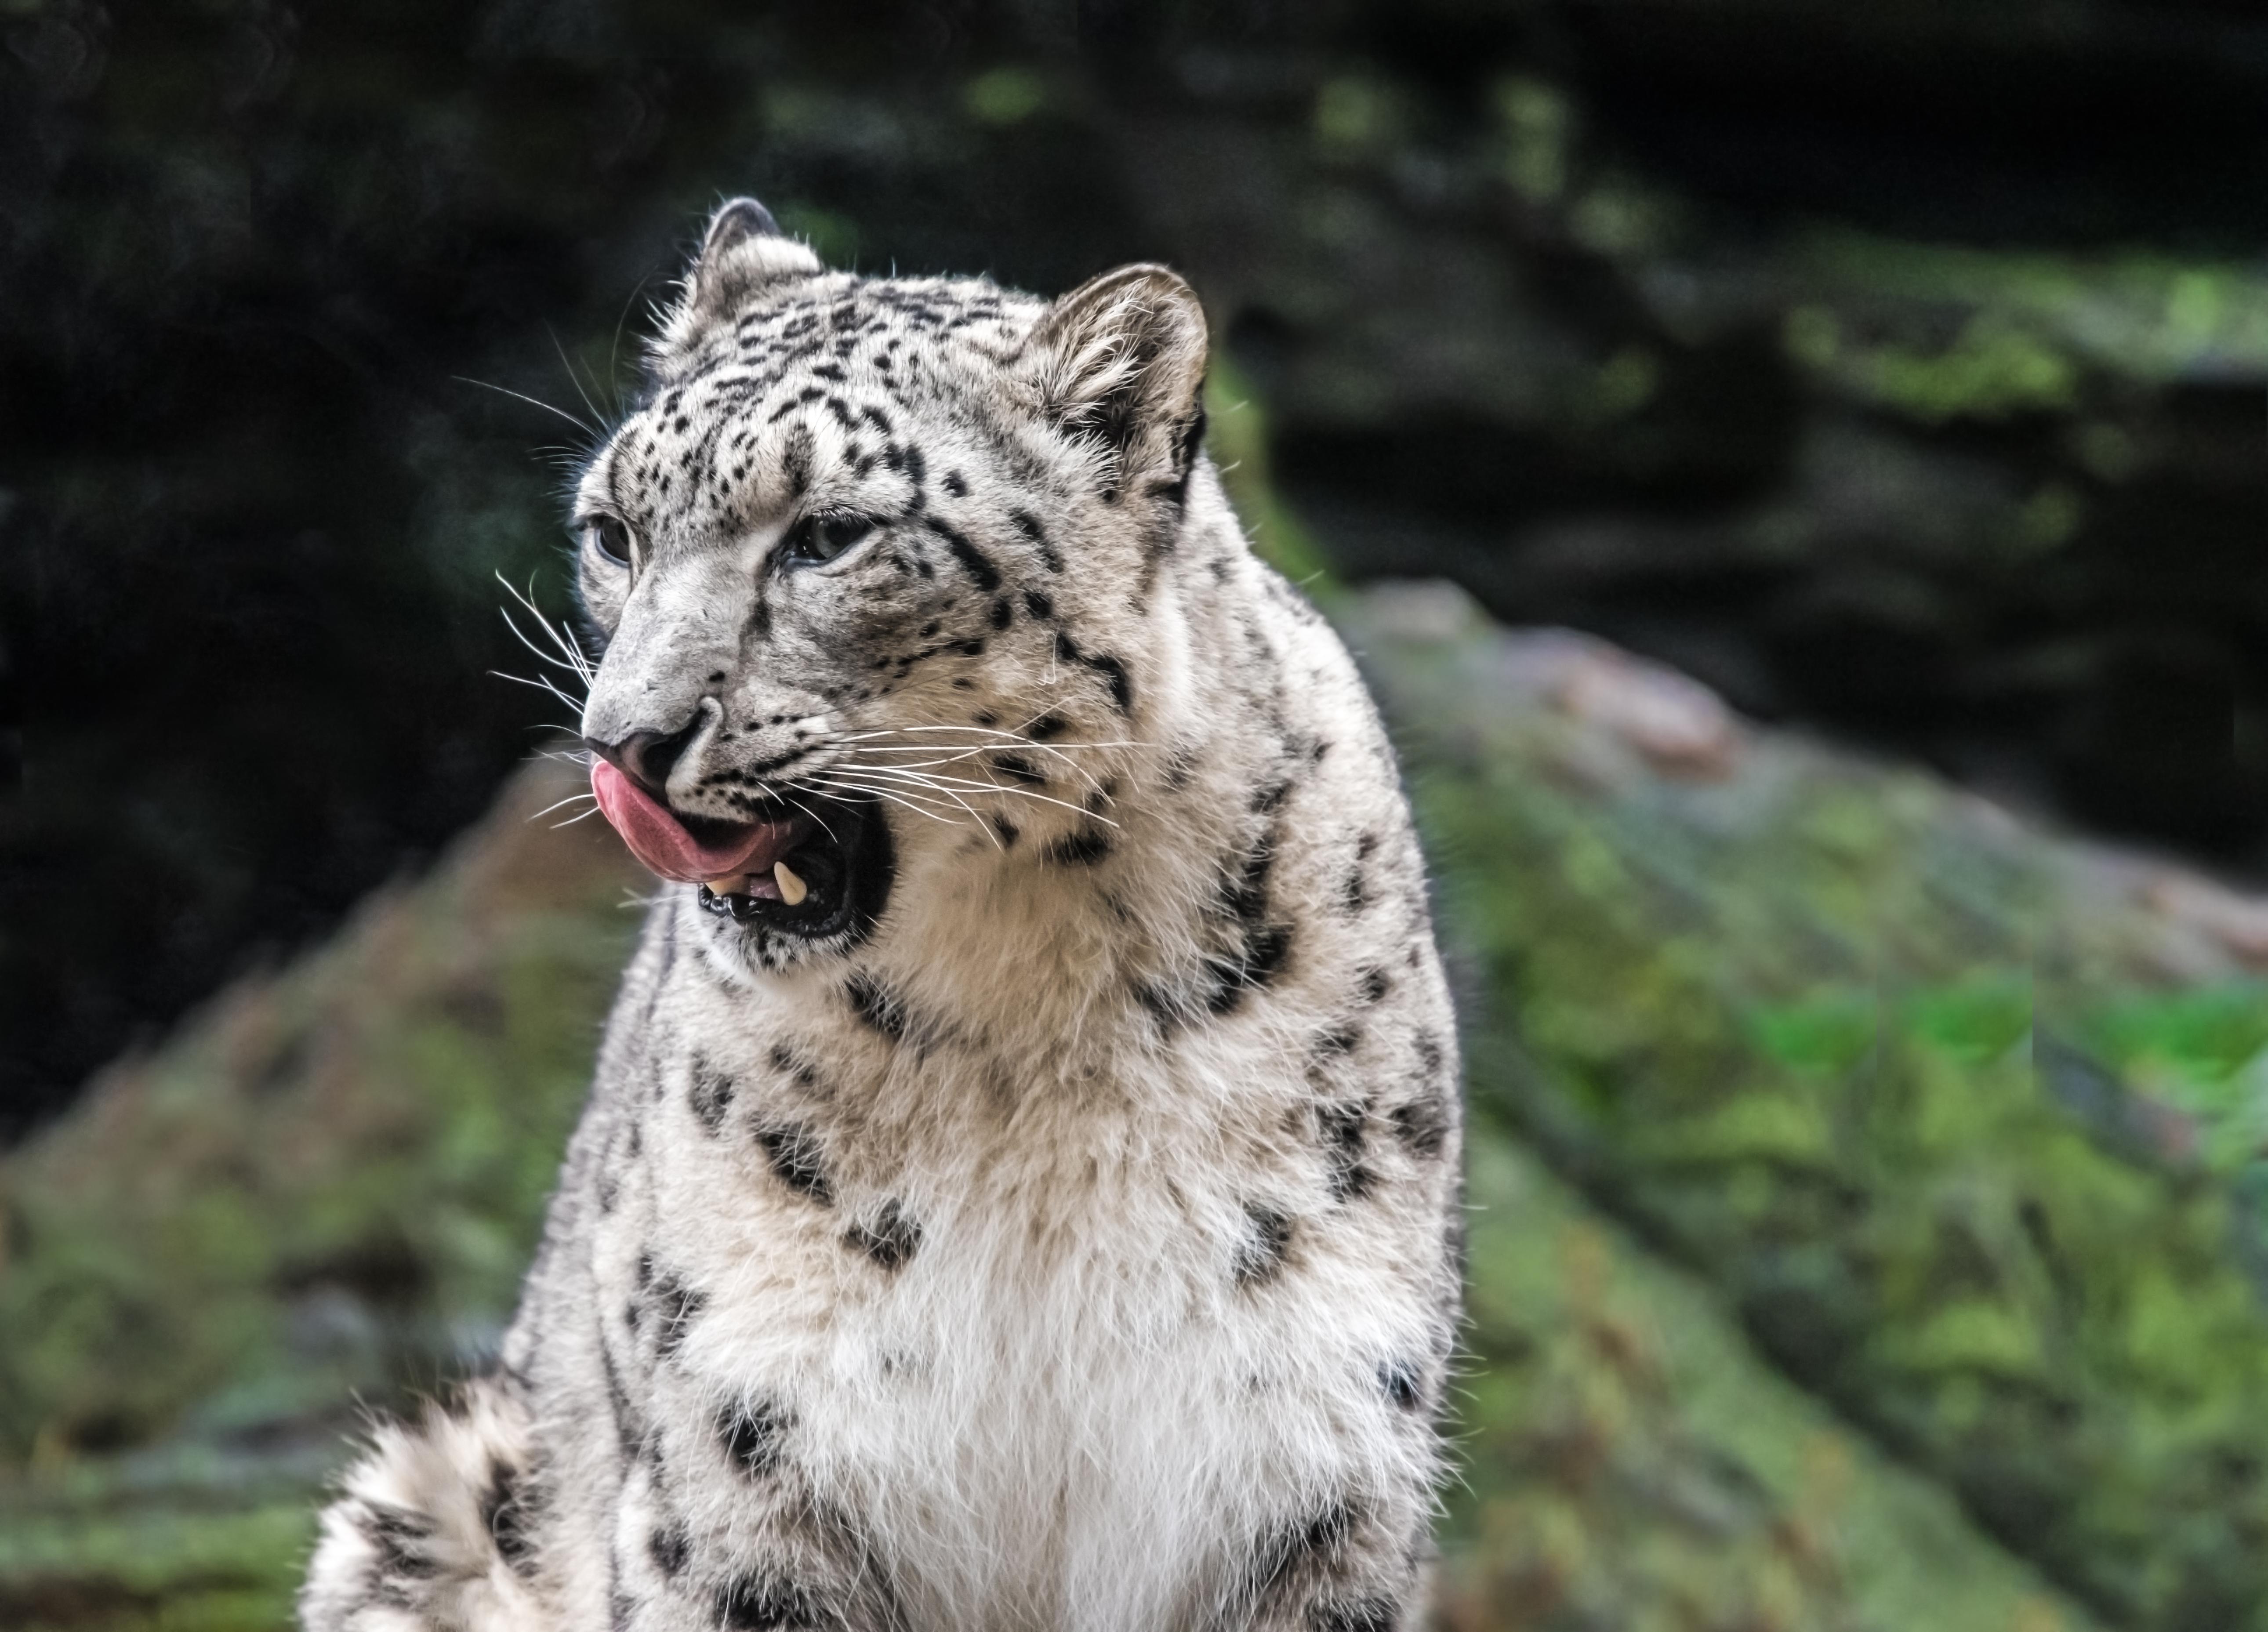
[1339,582,2268,1629]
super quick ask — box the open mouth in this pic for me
[590,761,894,945]
[689,799,892,940]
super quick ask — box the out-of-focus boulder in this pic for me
[1345,580,2268,1630]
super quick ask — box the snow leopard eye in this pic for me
[781,511,875,568]
[584,515,635,568]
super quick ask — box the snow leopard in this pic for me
[300,198,1463,1632]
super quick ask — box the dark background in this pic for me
[4,0,2265,1139]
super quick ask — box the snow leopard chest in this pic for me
[574,949,1451,1632]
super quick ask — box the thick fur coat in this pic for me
[300,200,1463,1632]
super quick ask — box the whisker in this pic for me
[607,273,657,418]
[803,771,955,811]
[453,375,601,439]
[832,749,1005,771]
[832,746,1131,796]
[777,792,843,847]
[528,791,599,822]
[833,764,1118,827]
[836,740,1143,754]
[549,325,612,442]
[498,605,592,688]
[490,669,588,717]
[846,767,998,845]
[826,722,1142,797]
[833,723,1152,747]
[800,775,963,827]
[809,787,959,828]
[496,572,597,687]
[837,738,1110,798]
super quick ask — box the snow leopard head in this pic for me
[574,197,1210,971]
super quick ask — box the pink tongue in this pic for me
[590,759,799,883]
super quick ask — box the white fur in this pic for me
[305,206,1460,1632]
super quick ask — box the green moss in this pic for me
[1844,318,2079,421]
[1350,591,2268,1627]
[1444,1121,2097,1632]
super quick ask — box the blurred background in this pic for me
[3,1,2266,1627]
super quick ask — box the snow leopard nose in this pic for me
[587,723,697,800]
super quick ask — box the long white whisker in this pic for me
[833,749,1006,771]
[810,785,959,827]
[847,767,998,845]
[800,776,962,826]
[832,747,1121,800]
[838,765,1117,826]
[838,738,1110,797]
[827,724,1139,796]
[777,793,843,847]
[834,740,1143,754]
[833,723,1152,747]
[804,771,954,812]
[498,605,591,687]
[528,791,599,821]
[534,597,596,688]
[607,273,656,418]
[454,375,599,439]
[552,805,607,828]
[490,669,588,718]
[550,326,612,441]
[496,572,597,687]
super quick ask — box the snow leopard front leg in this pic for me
[597,1398,912,1632]
[299,1376,548,1632]
[300,1371,911,1632]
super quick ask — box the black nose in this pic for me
[588,723,697,799]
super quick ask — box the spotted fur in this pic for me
[303,198,1462,1632]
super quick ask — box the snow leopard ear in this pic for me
[1030,264,1210,497]
[652,197,823,372]
[685,196,823,318]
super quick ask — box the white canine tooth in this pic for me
[706,874,748,896]
[774,860,809,906]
